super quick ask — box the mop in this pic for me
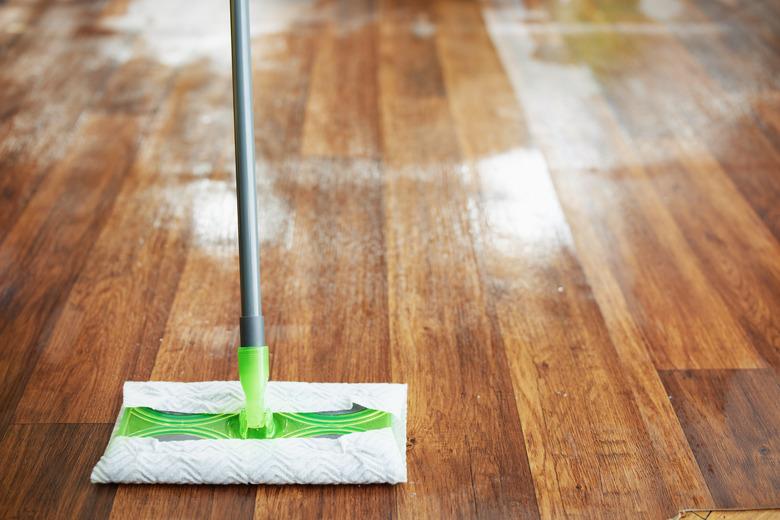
[91,0,407,485]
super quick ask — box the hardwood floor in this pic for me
[0,0,778,518]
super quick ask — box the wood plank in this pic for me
[113,234,255,516]
[14,63,230,424]
[0,2,45,50]
[554,16,780,371]
[643,139,780,372]
[259,157,396,520]
[93,57,174,115]
[254,158,392,383]
[380,2,539,517]
[671,3,780,240]
[140,68,237,382]
[145,165,240,381]
[2,0,780,516]
[109,24,315,520]
[147,29,317,383]
[558,3,780,235]
[483,6,766,371]
[752,94,780,155]
[0,2,121,242]
[457,4,710,517]
[301,0,380,158]
[109,485,255,520]
[252,30,318,162]
[0,424,116,519]
[0,113,140,435]
[661,369,780,508]
[255,7,396,517]
[686,0,780,70]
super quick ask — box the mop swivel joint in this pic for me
[238,345,271,437]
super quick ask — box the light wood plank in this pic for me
[555,12,780,372]
[301,0,380,158]
[255,10,397,518]
[483,4,766,372]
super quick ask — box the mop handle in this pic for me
[230,0,264,347]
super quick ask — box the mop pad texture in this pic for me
[91,381,407,485]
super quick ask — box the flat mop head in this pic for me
[117,405,392,440]
[90,0,407,487]
[91,380,407,484]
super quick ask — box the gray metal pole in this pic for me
[230,0,264,346]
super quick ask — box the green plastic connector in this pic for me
[116,406,392,440]
[114,344,394,442]
[238,346,269,434]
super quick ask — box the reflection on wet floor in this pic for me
[0,0,779,516]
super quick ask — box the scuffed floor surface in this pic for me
[0,0,778,518]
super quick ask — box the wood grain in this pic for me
[0,2,120,242]
[380,2,539,516]
[661,370,780,508]
[545,6,780,373]
[486,11,765,371]
[0,112,139,433]
[301,0,380,158]
[453,4,708,516]
[673,0,780,242]
[109,485,256,520]
[0,424,116,519]
[14,64,220,423]
[1,0,779,518]
[254,17,396,516]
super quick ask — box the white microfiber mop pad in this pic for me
[91,381,407,485]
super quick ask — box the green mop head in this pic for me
[114,347,393,441]
[91,346,407,484]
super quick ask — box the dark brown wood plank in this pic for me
[1,0,779,516]
[0,424,116,519]
[380,2,539,517]
[0,2,121,242]
[109,485,255,520]
[14,64,228,424]
[661,369,780,508]
[0,113,140,434]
